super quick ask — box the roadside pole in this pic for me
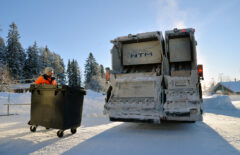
[7,91,10,115]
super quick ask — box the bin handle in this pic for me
[55,90,59,96]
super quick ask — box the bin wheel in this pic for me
[57,130,64,138]
[28,120,32,125]
[71,128,77,134]
[30,126,37,132]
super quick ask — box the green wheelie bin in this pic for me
[29,84,86,137]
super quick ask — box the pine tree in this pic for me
[84,53,107,91]
[58,57,66,84]
[0,65,12,91]
[0,37,6,66]
[0,38,12,86]
[52,53,66,84]
[39,46,51,72]
[67,59,81,87]
[88,64,108,92]
[5,22,26,80]
[67,59,72,86]
[72,60,81,87]
[84,52,99,87]
[23,41,40,79]
[100,64,105,78]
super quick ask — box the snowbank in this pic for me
[203,95,236,111]
[82,90,105,117]
[203,95,240,117]
[81,90,109,127]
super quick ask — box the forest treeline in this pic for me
[0,22,107,92]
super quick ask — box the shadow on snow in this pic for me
[63,121,239,155]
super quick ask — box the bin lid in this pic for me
[30,84,87,95]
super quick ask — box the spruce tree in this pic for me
[23,41,40,79]
[88,64,107,92]
[0,37,6,66]
[84,52,99,86]
[58,57,66,84]
[67,59,73,86]
[73,60,81,87]
[52,53,66,84]
[84,53,107,92]
[5,22,26,80]
[39,46,51,72]
[100,64,105,78]
[67,59,81,87]
[0,65,12,88]
[0,37,9,85]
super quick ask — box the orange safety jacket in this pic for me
[106,74,110,81]
[35,74,57,85]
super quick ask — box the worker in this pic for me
[28,67,56,126]
[35,67,57,85]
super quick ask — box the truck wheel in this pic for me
[71,128,77,134]
[30,126,36,132]
[57,130,64,138]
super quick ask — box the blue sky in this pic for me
[0,0,240,86]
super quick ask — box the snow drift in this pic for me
[203,95,240,117]
[203,95,236,111]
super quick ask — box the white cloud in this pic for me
[155,0,215,87]
[174,21,186,29]
[155,0,187,31]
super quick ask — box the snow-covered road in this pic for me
[0,91,240,155]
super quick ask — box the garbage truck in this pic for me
[104,28,203,123]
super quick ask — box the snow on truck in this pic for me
[104,28,203,123]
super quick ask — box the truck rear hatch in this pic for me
[105,73,163,123]
[164,28,202,121]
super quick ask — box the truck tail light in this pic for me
[105,67,110,82]
[198,65,204,80]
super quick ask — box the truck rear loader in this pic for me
[104,28,203,123]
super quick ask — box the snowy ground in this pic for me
[0,91,240,155]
